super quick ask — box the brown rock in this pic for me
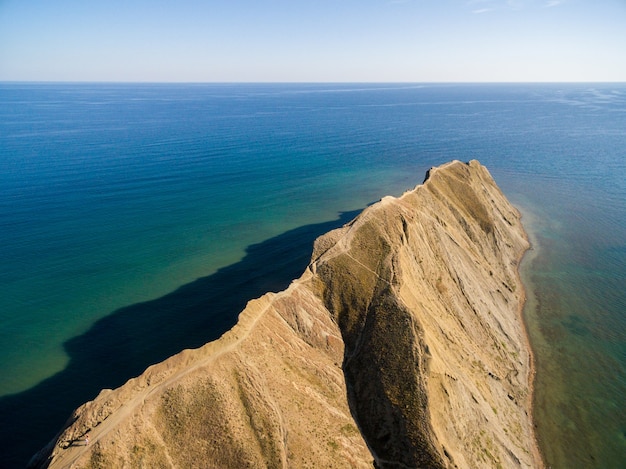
[32,160,542,469]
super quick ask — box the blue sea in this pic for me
[1,83,624,468]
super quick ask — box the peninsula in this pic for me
[30,160,542,468]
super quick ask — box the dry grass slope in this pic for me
[32,160,542,469]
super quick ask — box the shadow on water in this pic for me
[0,210,360,468]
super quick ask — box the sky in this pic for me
[0,0,625,82]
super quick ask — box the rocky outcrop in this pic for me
[31,160,542,468]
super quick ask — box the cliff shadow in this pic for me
[0,210,360,469]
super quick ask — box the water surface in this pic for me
[0,83,624,468]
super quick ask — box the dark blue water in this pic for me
[1,83,624,468]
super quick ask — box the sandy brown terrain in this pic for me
[31,160,542,468]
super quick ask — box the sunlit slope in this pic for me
[33,160,541,469]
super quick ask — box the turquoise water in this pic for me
[1,83,624,467]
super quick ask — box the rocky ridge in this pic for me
[31,160,542,468]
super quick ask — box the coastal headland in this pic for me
[30,160,542,468]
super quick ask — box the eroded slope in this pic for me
[312,160,538,468]
[32,160,541,469]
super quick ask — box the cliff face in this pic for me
[32,160,542,469]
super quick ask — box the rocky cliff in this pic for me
[31,160,542,468]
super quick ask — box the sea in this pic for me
[0,83,624,468]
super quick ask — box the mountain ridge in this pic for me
[31,160,542,468]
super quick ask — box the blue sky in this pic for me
[1,0,625,82]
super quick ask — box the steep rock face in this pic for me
[32,160,541,469]
[312,160,537,468]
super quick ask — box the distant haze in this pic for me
[1,0,625,82]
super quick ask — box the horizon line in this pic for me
[2,80,626,85]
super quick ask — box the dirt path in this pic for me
[48,278,305,469]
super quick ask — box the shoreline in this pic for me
[516,204,546,469]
